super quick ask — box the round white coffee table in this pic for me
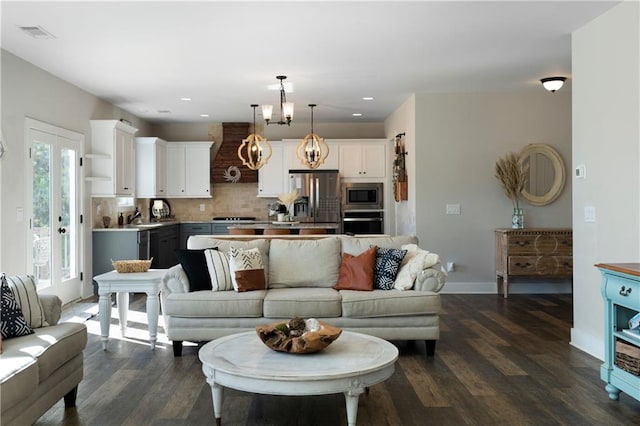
[199,331,398,426]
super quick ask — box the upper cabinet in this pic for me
[339,141,386,179]
[258,141,285,197]
[88,120,138,197]
[283,139,340,171]
[135,137,167,198]
[166,141,213,198]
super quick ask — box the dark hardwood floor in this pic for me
[37,294,640,425]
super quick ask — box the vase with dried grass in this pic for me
[495,152,529,228]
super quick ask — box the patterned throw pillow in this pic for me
[1,273,35,340]
[4,274,47,328]
[204,248,233,291]
[373,247,407,290]
[228,247,266,292]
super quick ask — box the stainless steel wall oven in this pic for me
[341,182,384,235]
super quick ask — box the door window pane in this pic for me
[32,142,52,286]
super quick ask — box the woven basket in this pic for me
[615,341,640,376]
[112,259,152,273]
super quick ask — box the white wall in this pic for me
[571,0,640,359]
[410,92,573,292]
[0,50,152,296]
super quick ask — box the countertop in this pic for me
[93,219,340,232]
[93,221,180,232]
[228,222,340,230]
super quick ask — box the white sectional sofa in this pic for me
[160,235,446,358]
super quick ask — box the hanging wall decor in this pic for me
[393,133,408,202]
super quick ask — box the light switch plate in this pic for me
[446,204,461,215]
[584,206,596,223]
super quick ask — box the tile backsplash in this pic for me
[92,183,275,227]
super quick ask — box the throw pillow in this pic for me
[204,248,233,291]
[228,247,266,292]
[1,273,35,340]
[394,244,441,290]
[174,249,212,292]
[373,247,407,290]
[4,274,47,328]
[333,245,377,291]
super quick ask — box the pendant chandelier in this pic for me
[296,104,329,169]
[262,76,294,126]
[238,104,272,170]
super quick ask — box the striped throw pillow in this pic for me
[204,249,233,291]
[4,274,47,328]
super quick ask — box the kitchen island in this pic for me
[228,222,340,234]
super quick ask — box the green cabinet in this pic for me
[180,223,213,249]
[150,225,179,268]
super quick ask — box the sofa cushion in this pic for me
[374,247,407,290]
[263,288,342,318]
[0,353,38,414]
[339,235,418,256]
[333,246,377,291]
[4,273,47,328]
[1,275,34,339]
[164,290,266,317]
[339,289,441,318]
[174,249,212,291]
[268,238,341,288]
[15,322,87,381]
[204,249,233,291]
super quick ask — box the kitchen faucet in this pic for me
[127,207,142,224]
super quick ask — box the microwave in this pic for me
[342,182,383,210]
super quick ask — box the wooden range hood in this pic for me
[212,122,257,184]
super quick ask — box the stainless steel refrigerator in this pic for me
[288,169,341,224]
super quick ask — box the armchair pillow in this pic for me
[394,244,441,291]
[333,245,377,291]
[1,273,35,339]
[4,274,47,328]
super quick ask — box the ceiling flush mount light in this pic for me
[541,77,567,93]
[297,104,329,169]
[262,76,294,126]
[238,104,272,170]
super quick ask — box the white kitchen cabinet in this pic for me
[258,141,285,197]
[166,141,213,198]
[283,139,340,171]
[135,137,167,198]
[339,141,386,178]
[88,120,138,197]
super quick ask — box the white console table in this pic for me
[93,269,166,350]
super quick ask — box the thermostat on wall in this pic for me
[575,165,586,179]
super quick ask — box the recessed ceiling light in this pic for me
[180,97,192,101]
[362,97,374,101]
[157,110,171,114]
[352,113,363,117]
[200,114,209,118]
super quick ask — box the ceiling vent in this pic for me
[157,110,172,114]
[18,25,55,39]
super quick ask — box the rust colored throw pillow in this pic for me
[333,245,377,291]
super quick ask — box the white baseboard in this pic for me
[440,281,573,295]
[571,328,604,361]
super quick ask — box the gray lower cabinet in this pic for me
[150,225,179,269]
[180,223,213,249]
[92,229,150,293]
[212,223,231,235]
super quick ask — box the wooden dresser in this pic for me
[495,228,573,298]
